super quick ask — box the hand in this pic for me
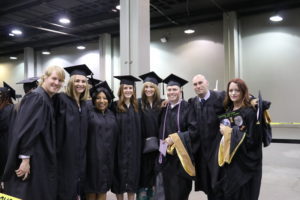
[161,100,169,108]
[220,124,226,135]
[250,98,258,108]
[0,181,4,191]
[15,158,30,180]
[165,137,174,146]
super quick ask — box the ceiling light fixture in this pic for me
[269,15,283,22]
[9,33,15,37]
[10,56,18,60]
[160,37,168,43]
[11,29,22,35]
[42,50,51,55]
[77,45,86,50]
[116,5,121,10]
[59,17,71,24]
[184,29,195,34]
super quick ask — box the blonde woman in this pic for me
[111,75,141,200]
[55,64,92,200]
[3,65,65,200]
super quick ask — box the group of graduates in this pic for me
[0,64,271,200]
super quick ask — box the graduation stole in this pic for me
[218,110,246,166]
[167,133,196,176]
[0,193,21,200]
[163,101,195,176]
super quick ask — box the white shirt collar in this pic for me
[170,99,182,109]
[198,90,210,101]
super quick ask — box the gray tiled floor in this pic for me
[106,127,300,200]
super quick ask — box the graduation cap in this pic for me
[3,81,16,100]
[16,76,39,93]
[91,81,115,99]
[163,74,188,98]
[163,74,188,87]
[139,71,162,85]
[88,77,102,86]
[64,64,93,76]
[257,91,272,147]
[114,75,141,86]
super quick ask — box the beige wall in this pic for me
[0,55,25,101]
[240,8,300,122]
[1,8,300,123]
[150,20,225,100]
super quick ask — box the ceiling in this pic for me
[1,0,300,57]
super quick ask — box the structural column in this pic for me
[99,33,112,86]
[119,0,150,76]
[223,11,241,84]
[24,47,35,77]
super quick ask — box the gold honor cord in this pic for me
[0,193,22,200]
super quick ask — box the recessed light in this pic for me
[184,29,195,34]
[116,5,120,10]
[270,15,283,22]
[9,33,15,37]
[42,51,51,55]
[77,45,86,50]
[160,37,168,43]
[59,17,71,24]
[10,56,18,60]
[11,29,22,35]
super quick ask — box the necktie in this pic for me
[200,98,205,106]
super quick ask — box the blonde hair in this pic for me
[40,65,65,86]
[117,84,138,112]
[66,75,89,101]
[141,82,161,110]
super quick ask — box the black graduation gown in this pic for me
[3,86,57,200]
[216,107,262,200]
[85,108,118,193]
[138,99,161,188]
[156,100,197,200]
[188,90,225,195]
[0,104,16,181]
[111,103,142,194]
[54,93,88,200]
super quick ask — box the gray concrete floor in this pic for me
[106,127,300,200]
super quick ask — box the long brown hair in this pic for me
[141,82,161,110]
[223,78,251,110]
[117,84,139,112]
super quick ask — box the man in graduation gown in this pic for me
[188,74,225,200]
[0,82,17,191]
[155,74,197,200]
[2,66,65,200]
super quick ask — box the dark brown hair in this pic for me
[223,78,251,110]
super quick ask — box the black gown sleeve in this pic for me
[17,93,49,156]
[53,94,67,153]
